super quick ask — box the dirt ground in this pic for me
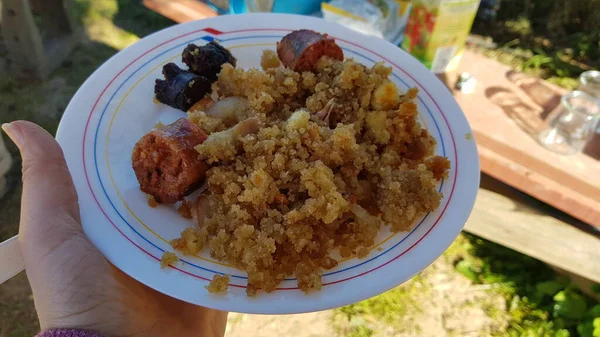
[223,252,507,337]
[225,311,335,337]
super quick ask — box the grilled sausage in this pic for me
[132,118,209,203]
[182,41,237,81]
[154,63,213,112]
[276,30,344,72]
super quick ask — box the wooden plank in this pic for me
[143,0,217,23]
[465,175,600,284]
[549,266,600,302]
[439,50,600,227]
[477,145,600,226]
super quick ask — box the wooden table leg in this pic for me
[1,0,79,79]
[1,0,45,77]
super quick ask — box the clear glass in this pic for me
[538,91,600,155]
[245,0,275,12]
[579,70,600,98]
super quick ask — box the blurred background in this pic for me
[1,1,599,337]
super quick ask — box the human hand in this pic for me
[2,121,228,337]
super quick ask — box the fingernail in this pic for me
[1,123,22,147]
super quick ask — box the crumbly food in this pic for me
[206,274,231,294]
[160,251,179,268]
[165,52,450,296]
[260,50,281,70]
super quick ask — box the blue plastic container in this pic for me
[206,0,326,15]
[232,0,324,14]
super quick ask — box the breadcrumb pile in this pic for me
[173,53,450,295]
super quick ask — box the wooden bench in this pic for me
[143,0,218,22]
[472,174,600,285]
[143,1,600,287]
[439,50,600,228]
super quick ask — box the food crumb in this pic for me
[261,50,281,70]
[206,274,230,294]
[147,195,158,208]
[171,227,207,255]
[160,251,179,268]
[425,156,451,180]
[465,133,472,140]
[356,247,370,258]
[154,121,165,129]
[177,201,193,219]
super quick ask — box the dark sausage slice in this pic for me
[277,30,344,72]
[154,63,212,112]
[132,118,209,204]
[182,41,237,81]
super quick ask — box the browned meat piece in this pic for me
[132,118,209,204]
[154,63,213,112]
[182,41,237,80]
[277,30,344,72]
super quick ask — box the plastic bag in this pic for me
[322,0,412,44]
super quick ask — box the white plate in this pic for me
[56,13,479,314]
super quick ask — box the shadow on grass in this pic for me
[0,41,118,135]
[0,40,119,238]
[0,272,39,337]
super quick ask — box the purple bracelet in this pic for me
[37,329,106,337]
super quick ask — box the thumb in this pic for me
[2,121,86,261]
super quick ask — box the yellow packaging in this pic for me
[402,0,480,73]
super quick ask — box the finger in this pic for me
[2,121,84,257]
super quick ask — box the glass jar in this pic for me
[538,90,600,155]
[579,70,600,98]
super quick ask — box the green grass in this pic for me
[472,0,599,89]
[333,274,426,337]
[448,234,600,337]
[333,234,600,337]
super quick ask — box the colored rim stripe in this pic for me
[82,27,458,290]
